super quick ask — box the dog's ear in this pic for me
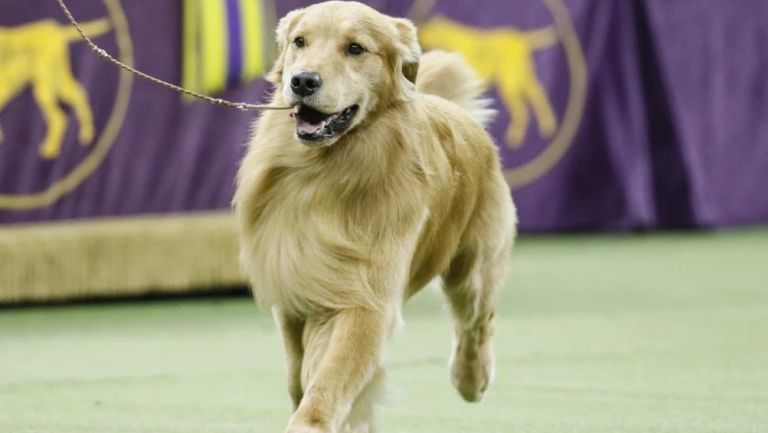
[266,9,304,84]
[390,18,421,98]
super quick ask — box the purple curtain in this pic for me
[1,0,766,231]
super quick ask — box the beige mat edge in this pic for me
[0,212,246,304]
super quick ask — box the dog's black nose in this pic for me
[290,72,322,97]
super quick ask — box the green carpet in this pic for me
[1,230,767,433]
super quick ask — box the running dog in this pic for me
[234,3,516,432]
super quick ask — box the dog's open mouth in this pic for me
[291,104,359,142]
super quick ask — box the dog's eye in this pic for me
[293,37,305,48]
[347,43,365,55]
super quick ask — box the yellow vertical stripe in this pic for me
[239,0,264,80]
[181,0,198,97]
[201,0,228,93]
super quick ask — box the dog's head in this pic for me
[268,1,421,147]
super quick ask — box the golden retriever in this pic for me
[234,2,516,432]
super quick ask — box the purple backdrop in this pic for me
[1,0,766,231]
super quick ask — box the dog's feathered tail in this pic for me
[415,50,495,127]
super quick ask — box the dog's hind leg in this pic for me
[524,79,557,139]
[0,82,19,144]
[500,84,530,147]
[442,251,500,402]
[32,79,67,159]
[57,64,95,146]
[442,186,515,402]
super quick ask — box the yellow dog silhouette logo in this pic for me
[420,17,558,147]
[0,19,111,159]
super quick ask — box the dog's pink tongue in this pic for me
[296,118,323,134]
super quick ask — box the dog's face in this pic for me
[268,1,421,147]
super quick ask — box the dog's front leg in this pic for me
[275,310,306,410]
[285,307,390,433]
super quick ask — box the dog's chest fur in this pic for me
[236,135,431,315]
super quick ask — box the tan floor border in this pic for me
[0,212,246,304]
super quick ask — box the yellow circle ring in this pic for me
[0,0,134,210]
[504,0,588,189]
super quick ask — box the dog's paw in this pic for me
[449,333,495,403]
[285,417,331,433]
[39,141,60,160]
[79,123,95,145]
[285,425,328,433]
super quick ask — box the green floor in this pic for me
[2,230,767,433]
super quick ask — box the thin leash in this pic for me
[54,0,292,111]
